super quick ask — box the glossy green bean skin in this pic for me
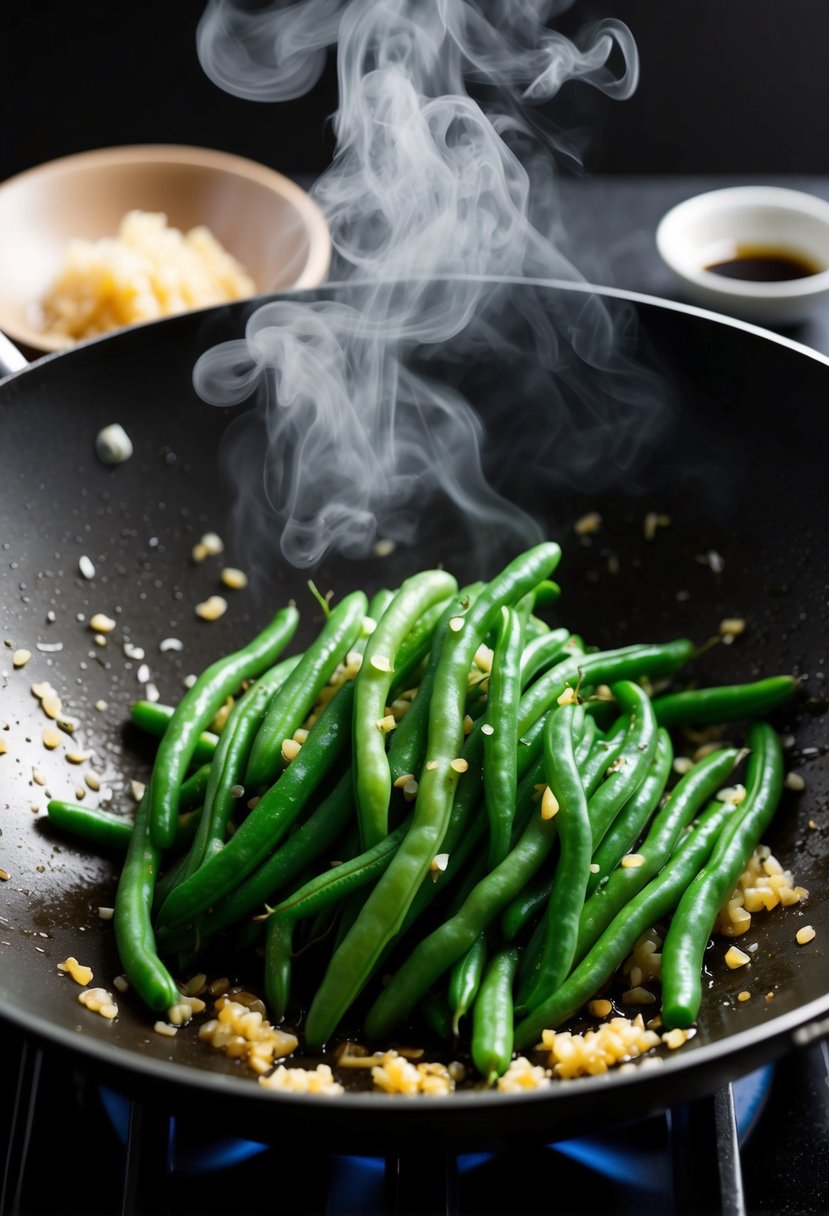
[519,628,573,686]
[157,769,357,954]
[113,785,180,1012]
[178,655,302,884]
[575,744,741,961]
[131,701,219,766]
[584,681,658,856]
[303,542,562,1048]
[363,770,561,1041]
[661,722,784,1029]
[150,605,300,848]
[245,592,367,790]
[584,728,674,897]
[484,606,525,868]
[652,676,795,727]
[354,570,457,849]
[387,585,484,784]
[513,799,736,1050]
[521,703,592,1010]
[472,945,521,1085]
[155,682,354,930]
[448,933,488,1036]
[264,915,294,1019]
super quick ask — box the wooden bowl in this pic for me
[0,144,331,354]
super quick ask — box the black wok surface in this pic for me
[0,280,827,1152]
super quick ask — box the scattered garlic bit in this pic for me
[373,538,396,558]
[181,973,208,998]
[621,985,657,1006]
[0,868,9,881]
[94,699,108,712]
[195,595,228,621]
[480,723,494,736]
[719,618,746,643]
[293,728,310,745]
[621,854,645,869]
[130,780,146,802]
[574,511,602,537]
[588,999,613,1018]
[538,1016,660,1079]
[12,648,32,669]
[430,853,449,879]
[369,654,393,673]
[589,863,600,874]
[198,996,298,1075]
[497,1057,551,1092]
[78,555,96,580]
[57,957,93,986]
[154,1021,178,1038]
[672,756,693,775]
[450,757,468,774]
[448,617,465,633]
[167,997,207,1025]
[159,637,184,653]
[32,770,46,787]
[370,1050,455,1096]
[84,771,101,792]
[622,929,663,987]
[796,925,816,946]
[89,613,116,634]
[662,1027,693,1050]
[66,749,93,765]
[715,845,808,937]
[194,532,224,560]
[281,738,302,763]
[425,760,438,771]
[97,906,115,921]
[376,714,397,734]
[221,567,248,590]
[737,991,752,1003]
[260,1064,344,1095]
[462,713,474,735]
[557,686,578,706]
[717,784,746,805]
[42,726,62,750]
[473,645,493,674]
[402,777,418,801]
[0,742,6,756]
[393,773,414,789]
[95,423,133,465]
[785,772,806,792]
[540,787,559,820]
[78,987,118,1019]
[643,512,671,542]
[113,974,129,992]
[606,756,627,775]
[725,946,751,969]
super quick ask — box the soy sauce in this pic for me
[705,244,823,282]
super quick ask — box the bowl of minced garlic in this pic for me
[0,145,331,354]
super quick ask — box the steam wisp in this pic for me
[194,0,650,569]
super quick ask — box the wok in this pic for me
[0,277,827,1155]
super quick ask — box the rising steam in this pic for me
[193,0,646,569]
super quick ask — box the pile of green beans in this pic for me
[46,543,799,1085]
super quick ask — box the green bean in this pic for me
[584,681,658,856]
[575,744,742,962]
[661,722,784,1029]
[155,681,355,930]
[113,784,180,1012]
[264,915,295,1020]
[512,798,736,1050]
[156,769,357,955]
[520,702,592,1010]
[303,541,562,1048]
[471,945,521,1085]
[519,628,574,686]
[387,584,484,784]
[149,605,300,848]
[131,701,219,765]
[584,727,674,897]
[354,570,457,849]
[448,932,488,1036]
[484,606,525,868]
[652,676,796,727]
[177,655,303,885]
[245,591,367,790]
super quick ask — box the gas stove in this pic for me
[4,1022,828,1216]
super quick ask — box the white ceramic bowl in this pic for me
[0,145,331,354]
[656,186,829,324]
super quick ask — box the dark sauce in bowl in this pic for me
[704,244,824,282]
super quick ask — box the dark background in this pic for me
[2,0,828,184]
